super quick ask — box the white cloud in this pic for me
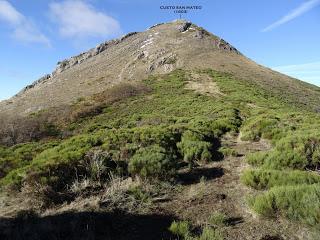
[262,0,320,32]
[49,0,121,39]
[0,1,50,46]
[13,23,50,46]
[0,0,23,24]
[273,61,320,86]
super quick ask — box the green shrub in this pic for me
[250,184,320,226]
[177,130,213,168]
[101,125,181,153]
[197,227,223,240]
[169,220,223,240]
[241,115,280,141]
[246,151,268,166]
[0,134,103,188]
[208,212,228,227]
[127,185,151,203]
[169,220,190,237]
[218,147,238,157]
[128,145,176,179]
[249,133,320,170]
[0,142,59,179]
[242,169,320,189]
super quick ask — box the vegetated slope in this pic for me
[0,21,320,239]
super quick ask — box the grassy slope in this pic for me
[0,70,241,188]
[1,69,320,229]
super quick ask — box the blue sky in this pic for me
[0,0,319,100]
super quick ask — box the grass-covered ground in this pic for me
[1,69,320,235]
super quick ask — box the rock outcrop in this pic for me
[16,74,51,96]
[177,21,192,32]
[52,32,139,76]
[15,32,139,97]
[215,38,240,53]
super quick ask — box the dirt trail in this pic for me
[158,133,312,240]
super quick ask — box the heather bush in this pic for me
[218,147,238,157]
[128,145,176,179]
[241,115,280,141]
[250,184,320,226]
[169,220,190,238]
[247,133,320,170]
[208,212,228,227]
[177,130,213,168]
[242,169,320,189]
[169,220,224,240]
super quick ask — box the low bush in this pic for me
[177,130,213,168]
[208,212,228,227]
[246,151,268,166]
[128,145,176,179]
[250,184,320,226]
[241,115,280,141]
[0,134,103,189]
[248,133,320,170]
[218,147,238,157]
[197,227,223,240]
[169,220,190,238]
[242,169,320,189]
[169,220,223,240]
[0,141,59,179]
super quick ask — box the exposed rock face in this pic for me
[215,38,239,53]
[147,53,177,73]
[193,28,210,39]
[14,32,140,97]
[52,32,139,76]
[17,74,52,96]
[177,21,192,32]
[14,21,240,98]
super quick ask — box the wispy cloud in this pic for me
[0,0,23,24]
[262,0,320,32]
[273,61,320,86]
[0,1,50,46]
[49,0,121,40]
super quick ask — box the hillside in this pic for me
[0,20,320,240]
[1,20,320,117]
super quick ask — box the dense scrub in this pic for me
[0,83,151,146]
[240,89,320,228]
[247,133,320,170]
[0,70,241,196]
[249,184,320,226]
[242,169,320,190]
[1,69,320,231]
[0,114,61,146]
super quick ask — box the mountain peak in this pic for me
[13,20,240,99]
[1,20,318,117]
